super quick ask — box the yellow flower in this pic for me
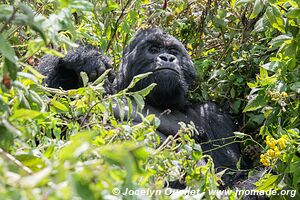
[267,149,275,157]
[273,147,280,157]
[260,154,270,166]
[277,135,288,149]
[281,92,288,97]
[266,136,277,149]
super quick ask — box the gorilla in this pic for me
[38,28,241,171]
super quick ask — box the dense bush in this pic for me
[0,0,299,199]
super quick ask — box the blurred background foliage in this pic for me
[0,0,299,199]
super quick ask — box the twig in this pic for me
[203,138,264,154]
[0,147,32,174]
[278,4,288,12]
[106,0,134,52]
[155,132,180,153]
[39,85,69,95]
[79,101,102,127]
[199,0,211,39]
[214,37,233,70]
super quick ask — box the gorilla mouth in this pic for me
[153,67,179,74]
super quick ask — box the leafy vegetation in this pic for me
[0,0,299,199]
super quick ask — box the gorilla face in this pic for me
[117,28,195,109]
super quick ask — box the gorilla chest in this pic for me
[145,105,201,137]
[145,104,240,168]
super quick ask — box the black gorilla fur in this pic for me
[38,44,115,91]
[116,29,241,169]
[38,28,242,172]
[116,29,195,109]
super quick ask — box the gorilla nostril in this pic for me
[169,56,175,62]
[159,55,168,62]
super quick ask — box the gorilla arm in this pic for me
[140,102,241,169]
[190,103,241,169]
[37,45,115,91]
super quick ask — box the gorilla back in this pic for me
[37,28,241,170]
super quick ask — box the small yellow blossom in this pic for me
[260,154,270,166]
[274,147,280,157]
[267,149,275,157]
[281,92,288,97]
[260,134,287,167]
[266,136,277,149]
[277,135,288,149]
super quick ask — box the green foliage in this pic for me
[0,0,299,199]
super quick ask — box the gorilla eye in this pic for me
[168,48,179,56]
[149,45,160,54]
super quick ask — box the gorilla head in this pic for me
[116,28,195,109]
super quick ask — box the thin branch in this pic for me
[80,101,102,127]
[0,147,32,174]
[106,0,133,52]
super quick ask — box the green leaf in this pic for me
[290,82,300,93]
[132,94,145,110]
[284,41,297,57]
[0,33,16,63]
[127,72,152,89]
[3,58,18,80]
[80,72,89,87]
[72,174,96,200]
[256,174,279,190]
[133,83,156,97]
[92,69,112,85]
[212,17,226,28]
[235,0,254,6]
[230,88,236,98]
[243,92,267,112]
[18,72,39,83]
[59,131,97,161]
[16,154,45,170]
[10,109,43,121]
[232,100,241,114]
[51,100,69,112]
[28,90,47,111]
[286,8,300,19]
[265,6,285,33]
[126,97,133,120]
[102,3,119,13]
[0,5,13,18]
[269,35,292,47]
[0,119,20,150]
[253,16,268,32]
[116,98,125,122]
[247,82,257,88]
[18,3,34,18]
[262,61,280,72]
[41,48,64,57]
[250,0,264,19]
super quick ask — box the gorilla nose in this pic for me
[157,53,177,63]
